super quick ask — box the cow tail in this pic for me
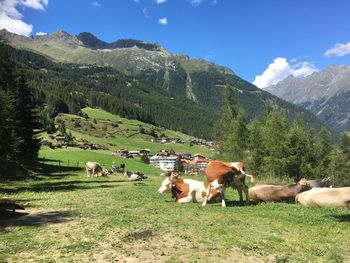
[245,174,255,183]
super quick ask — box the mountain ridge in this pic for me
[0,29,325,135]
[265,65,350,131]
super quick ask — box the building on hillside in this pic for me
[112,149,129,157]
[139,149,150,156]
[149,155,180,171]
[177,152,192,160]
[54,135,66,145]
[129,150,140,157]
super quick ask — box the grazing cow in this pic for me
[307,177,333,188]
[124,171,148,181]
[85,162,103,177]
[202,160,255,207]
[100,168,110,177]
[157,173,221,203]
[296,187,350,208]
[249,179,310,203]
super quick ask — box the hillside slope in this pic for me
[0,29,325,135]
[265,65,350,131]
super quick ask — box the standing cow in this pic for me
[202,160,255,207]
[85,161,103,177]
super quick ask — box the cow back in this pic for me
[206,160,235,184]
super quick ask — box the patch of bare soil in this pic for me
[91,228,267,263]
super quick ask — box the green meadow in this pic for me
[0,148,349,262]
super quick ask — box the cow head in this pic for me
[298,178,311,191]
[157,177,171,193]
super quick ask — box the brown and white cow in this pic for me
[295,187,350,208]
[157,174,221,203]
[248,178,310,203]
[202,160,255,207]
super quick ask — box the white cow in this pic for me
[296,187,350,208]
[85,162,103,177]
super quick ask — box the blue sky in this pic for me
[1,0,350,87]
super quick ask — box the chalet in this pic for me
[54,135,66,145]
[139,149,150,156]
[112,149,129,157]
[177,152,192,160]
[129,150,141,157]
[159,149,170,157]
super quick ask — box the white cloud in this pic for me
[0,0,48,36]
[191,0,204,6]
[253,57,318,89]
[324,42,350,57]
[142,8,149,18]
[133,0,140,3]
[90,1,101,8]
[156,0,167,3]
[158,17,168,25]
[35,31,47,36]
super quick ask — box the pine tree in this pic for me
[225,111,248,161]
[214,84,240,156]
[287,116,315,180]
[261,110,290,177]
[314,127,332,178]
[247,119,264,174]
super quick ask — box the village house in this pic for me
[112,149,129,157]
[149,155,180,171]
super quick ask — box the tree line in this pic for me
[215,85,350,186]
[0,45,40,170]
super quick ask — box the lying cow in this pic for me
[85,161,103,177]
[296,187,350,208]
[202,160,255,207]
[157,173,221,203]
[124,171,148,181]
[307,177,333,188]
[249,178,310,203]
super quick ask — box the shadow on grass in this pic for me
[0,210,72,231]
[225,200,260,207]
[332,214,350,223]
[0,179,125,194]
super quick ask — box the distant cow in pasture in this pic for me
[85,162,103,177]
[248,179,310,203]
[202,160,255,207]
[296,187,350,208]
[124,171,148,181]
[157,173,221,203]
[307,177,333,188]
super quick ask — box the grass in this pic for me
[51,107,214,157]
[0,150,349,262]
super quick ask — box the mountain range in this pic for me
[265,65,350,131]
[0,29,324,137]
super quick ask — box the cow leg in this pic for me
[220,188,226,207]
[236,188,244,205]
[243,185,250,205]
[178,195,194,203]
[201,186,210,207]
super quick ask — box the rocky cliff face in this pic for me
[265,65,350,131]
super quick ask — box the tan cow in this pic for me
[202,160,255,207]
[296,187,350,208]
[85,161,103,177]
[248,179,310,203]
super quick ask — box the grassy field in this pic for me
[0,149,349,262]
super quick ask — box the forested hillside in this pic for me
[0,30,325,137]
[3,44,216,138]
